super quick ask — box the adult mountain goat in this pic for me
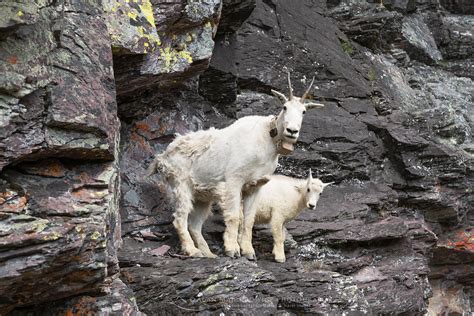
[240,170,333,262]
[148,74,324,258]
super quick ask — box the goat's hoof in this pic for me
[244,253,257,261]
[225,249,241,258]
[185,249,204,258]
[204,252,218,259]
[274,257,286,263]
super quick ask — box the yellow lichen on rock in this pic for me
[180,50,193,64]
[127,11,138,20]
[160,47,173,70]
[103,0,160,54]
[33,222,47,233]
[137,26,161,47]
[139,1,156,26]
[43,231,62,241]
[90,231,102,240]
[159,46,193,73]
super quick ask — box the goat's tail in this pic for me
[146,153,166,178]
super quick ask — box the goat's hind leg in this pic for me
[189,201,217,258]
[172,181,203,257]
[239,176,269,260]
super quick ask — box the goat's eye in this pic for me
[307,188,310,192]
[283,106,287,111]
[303,110,306,114]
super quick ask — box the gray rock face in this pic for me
[402,14,443,63]
[0,2,118,170]
[440,0,474,14]
[9,278,143,316]
[217,0,256,34]
[1,0,473,315]
[371,54,473,151]
[440,15,474,60]
[384,0,418,13]
[200,0,370,108]
[331,3,445,64]
[120,239,371,315]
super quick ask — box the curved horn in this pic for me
[287,71,293,101]
[301,76,315,102]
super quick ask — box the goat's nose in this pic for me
[308,204,315,209]
[286,128,298,135]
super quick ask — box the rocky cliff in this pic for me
[0,0,472,315]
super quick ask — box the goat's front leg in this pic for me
[173,180,203,257]
[219,183,243,258]
[239,194,258,260]
[271,218,286,263]
[189,201,217,258]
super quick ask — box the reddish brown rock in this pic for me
[0,159,120,314]
[16,159,66,178]
[10,278,142,316]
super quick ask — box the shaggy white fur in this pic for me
[240,170,332,262]
[148,74,324,258]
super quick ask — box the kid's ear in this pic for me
[322,182,334,189]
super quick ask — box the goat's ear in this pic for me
[294,185,303,193]
[271,89,288,104]
[305,102,325,109]
[322,182,334,189]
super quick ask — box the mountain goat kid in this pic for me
[147,73,325,258]
[240,170,332,262]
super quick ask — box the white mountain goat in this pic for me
[148,73,324,258]
[240,170,333,262]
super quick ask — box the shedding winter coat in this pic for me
[148,73,324,258]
